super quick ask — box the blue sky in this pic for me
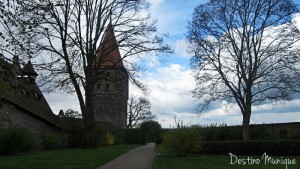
[45,0,300,128]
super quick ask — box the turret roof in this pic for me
[0,58,58,127]
[23,60,38,76]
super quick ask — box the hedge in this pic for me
[0,126,34,156]
[199,140,300,156]
[193,123,300,141]
[120,129,145,145]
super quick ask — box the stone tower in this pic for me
[93,24,128,128]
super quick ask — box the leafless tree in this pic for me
[127,96,157,128]
[187,0,300,140]
[0,0,39,58]
[1,0,171,146]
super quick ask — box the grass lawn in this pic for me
[153,154,300,169]
[0,144,139,169]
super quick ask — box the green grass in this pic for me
[153,154,300,169]
[0,144,139,169]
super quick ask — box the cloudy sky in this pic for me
[45,0,300,128]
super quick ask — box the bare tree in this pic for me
[1,0,171,146]
[0,0,43,59]
[187,0,300,140]
[127,96,157,128]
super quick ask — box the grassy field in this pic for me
[0,144,139,169]
[153,154,300,169]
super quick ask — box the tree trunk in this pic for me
[82,108,96,147]
[242,97,252,141]
[242,112,251,141]
[82,79,97,148]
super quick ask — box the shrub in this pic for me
[42,132,61,150]
[105,132,115,145]
[140,121,162,144]
[94,124,124,146]
[162,126,202,156]
[0,126,33,156]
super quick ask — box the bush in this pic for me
[42,132,61,150]
[0,126,33,156]
[96,122,124,146]
[140,121,162,144]
[162,127,202,156]
[105,132,115,145]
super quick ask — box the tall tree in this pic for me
[187,0,300,140]
[127,96,157,128]
[2,0,171,146]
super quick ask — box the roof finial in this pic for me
[109,11,112,25]
[13,55,20,68]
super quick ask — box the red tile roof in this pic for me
[95,24,124,69]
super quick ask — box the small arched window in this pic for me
[21,88,26,95]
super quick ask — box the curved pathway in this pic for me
[96,143,156,169]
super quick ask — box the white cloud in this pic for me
[130,64,198,127]
[44,93,80,114]
[293,13,300,31]
[174,39,192,58]
[150,0,164,10]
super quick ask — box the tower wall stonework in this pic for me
[93,69,128,128]
[92,24,129,128]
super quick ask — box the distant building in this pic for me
[0,55,60,143]
[93,24,129,128]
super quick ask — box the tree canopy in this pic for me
[187,0,300,140]
[127,96,157,128]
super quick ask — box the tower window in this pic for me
[106,84,110,90]
[21,88,26,95]
[32,91,41,101]
[97,84,101,90]
[106,72,110,77]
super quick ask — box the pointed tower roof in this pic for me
[95,23,124,69]
[23,60,38,76]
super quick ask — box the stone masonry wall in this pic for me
[93,69,128,128]
[0,102,58,146]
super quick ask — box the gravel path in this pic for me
[96,143,156,169]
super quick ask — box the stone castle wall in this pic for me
[0,102,59,146]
